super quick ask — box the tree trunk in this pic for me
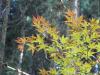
[0,0,10,74]
[73,0,80,17]
[0,0,2,18]
[98,0,100,17]
[0,0,3,71]
[17,3,29,74]
[17,17,26,75]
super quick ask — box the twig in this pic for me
[7,65,30,75]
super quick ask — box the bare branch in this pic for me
[7,65,30,75]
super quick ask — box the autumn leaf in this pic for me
[17,44,24,52]
[39,68,49,75]
[65,9,75,17]
[32,16,41,26]
[32,16,50,33]
[90,18,99,25]
[77,16,84,24]
[25,36,36,43]
[16,37,26,44]
[27,43,36,54]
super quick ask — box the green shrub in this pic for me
[16,10,100,75]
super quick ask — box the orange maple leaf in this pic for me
[32,16,50,33]
[66,9,75,17]
[33,16,50,27]
[16,37,26,44]
[25,36,36,43]
[17,44,24,52]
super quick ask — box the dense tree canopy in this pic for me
[0,0,100,75]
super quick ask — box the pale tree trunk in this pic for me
[0,0,2,18]
[67,0,80,17]
[0,0,3,69]
[17,17,26,75]
[73,0,80,17]
[0,0,10,74]
[16,2,36,75]
[98,0,100,17]
[17,2,30,74]
[66,0,80,36]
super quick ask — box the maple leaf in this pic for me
[31,35,37,39]
[27,43,36,54]
[25,36,36,43]
[16,37,26,44]
[77,16,84,24]
[32,16,51,33]
[48,27,59,35]
[25,37,32,43]
[66,9,75,17]
[17,44,24,52]
[39,68,49,75]
[33,16,50,27]
[32,16,41,26]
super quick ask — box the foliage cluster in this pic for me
[16,10,100,75]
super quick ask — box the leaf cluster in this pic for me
[16,9,100,75]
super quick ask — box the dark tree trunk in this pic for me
[0,0,10,74]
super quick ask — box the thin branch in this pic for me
[7,65,30,75]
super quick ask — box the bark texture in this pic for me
[0,0,10,74]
